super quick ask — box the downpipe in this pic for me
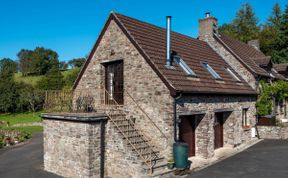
[173,93,182,142]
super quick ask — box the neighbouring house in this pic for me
[274,63,288,79]
[198,14,288,121]
[72,12,257,177]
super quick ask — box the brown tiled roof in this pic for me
[74,12,256,95]
[273,64,288,72]
[217,33,270,77]
[251,56,271,67]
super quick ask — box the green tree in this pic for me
[272,5,288,64]
[68,58,86,68]
[260,3,282,56]
[18,47,59,75]
[0,58,17,74]
[0,60,17,113]
[219,3,260,43]
[64,67,81,89]
[37,59,65,90]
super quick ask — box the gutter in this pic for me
[173,93,182,142]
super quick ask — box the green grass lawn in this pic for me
[0,112,42,125]
[0,112,42,135]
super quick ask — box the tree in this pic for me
[272,5,288,64]
[18,47,59,75]
[219,3,260,43]
[0,58,17,75]
[37,58,65,90]
[68,58,86,68]
[0,60,18,113]
[260,3,282,56]
[64,67,81,89]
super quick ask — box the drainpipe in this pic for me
[100,120,106,178]
[173,93,182,142]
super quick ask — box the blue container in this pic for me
[173,142,189,169]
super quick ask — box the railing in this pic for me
[125,91,169,143]
[102,89,159,174]
[44,89,120,112]
[44,89,162,174]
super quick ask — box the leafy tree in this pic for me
[0,61,17,113]
[18,47,59,75]
[272,5,288,64]
[260,3,282,56]
[0,58,17,75]
[37,59,65,90]
[17,83,44,112]
[68,58,86,68]
[219,3,260,43]
[256,80,288,116]
[64,67,81,89]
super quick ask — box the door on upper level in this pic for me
[104,60,123,105]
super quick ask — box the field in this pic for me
[0,112,42,135]
[13,73,43,86]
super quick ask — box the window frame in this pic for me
[174,56,197,77]
[242,108,250,127]
[201,62,222,80]
[226,67,241,82]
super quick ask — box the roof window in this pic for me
[174,56,197,77]
[226,67,241,81]
[202,62,221,79]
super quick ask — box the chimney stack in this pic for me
[199,12,218,41]
[248,40,260,51]
[165,16,172,68]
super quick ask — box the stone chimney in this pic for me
[248,40,260,51]
[199,12,218,41]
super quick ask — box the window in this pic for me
[174,56,197,77]
[226,67,241,81]
[242,108,249,127]
[202,62,221,79]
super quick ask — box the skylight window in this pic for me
[202,62,222,79]
[226,67,241,81]
[174,56,197,77]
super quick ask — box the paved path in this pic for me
[0,133,60,178]
[187,139,288,178]
[1,135,288,178]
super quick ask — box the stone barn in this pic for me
[43,12,259,178]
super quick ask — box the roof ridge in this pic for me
[112,12,206,45]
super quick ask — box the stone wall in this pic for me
[257,126,288,139]
[75,19,174,159]
[178,95,257,158]
[105,121,148,178]
[43,114,107,178]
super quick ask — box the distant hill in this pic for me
[13,68,80,87]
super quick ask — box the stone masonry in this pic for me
[178,95,256,158]
[198,17,258,90]
[71,17,259,177]
[42,113,107,178]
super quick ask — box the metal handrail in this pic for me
[125,91,169,142]
[102,89,158,174]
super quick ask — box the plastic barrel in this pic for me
[173,142,188,169]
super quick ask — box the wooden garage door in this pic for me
[179,115,196,157]
[214,112,224,149]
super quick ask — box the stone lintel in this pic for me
[41,112,108,123]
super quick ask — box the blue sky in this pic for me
[0,0,287,61]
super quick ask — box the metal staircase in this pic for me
[101,95,166,175]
